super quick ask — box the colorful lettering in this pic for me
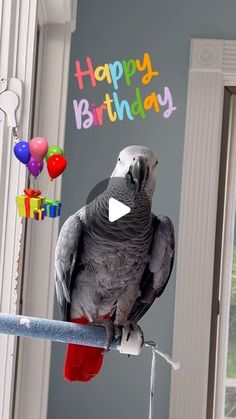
[103,94,117,122]
[130,88,146,118]
[73,99,93,129]
[113,92,134,121]
[94,64,112,85]
[73,52,177,129]
[74,57,96,90]
[122,59,136,86]
[90,103,99,126]
[157,87,177,118]
[144,92,160,112]
[108,61,123,90]
[96,103,107,126]
[136,52,159,85]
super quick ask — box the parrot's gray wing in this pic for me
[128,215,175,323]
[54,212,83,320]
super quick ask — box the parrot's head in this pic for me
[111,145,158,198]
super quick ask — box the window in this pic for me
[225,230,236,417]
[170,40,236,419]
[212,93,236,419]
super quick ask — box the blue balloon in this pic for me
[14,141,31,164]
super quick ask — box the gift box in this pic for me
[43,199,62,218]
[16,189,45,218]
[34,208,45,221]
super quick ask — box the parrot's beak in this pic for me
[126,157,147,192]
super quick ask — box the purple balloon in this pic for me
[14,141,31,164]
[27,157,44,178]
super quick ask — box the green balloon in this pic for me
[46,145,64,161]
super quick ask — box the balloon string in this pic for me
[12,127,20,144]
[28,172,52,198]
[29,174,33,189]
[27,174,42,192]
[44,178,53,199]
[37,177,41,191]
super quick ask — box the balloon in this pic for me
[47,154,67,180]
[27,157,44,178]
[46,145,64,161]
[29,137,48,162]
[14,141,31,164]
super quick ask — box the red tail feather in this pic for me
[64,317,104,382]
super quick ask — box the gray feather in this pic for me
[128,215,175,323]
[54,212,82,319]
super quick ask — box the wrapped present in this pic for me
[34,208,45,221]
[16,189,45,218]
[43,199,62,218]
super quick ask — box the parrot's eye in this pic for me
[156,160,158,166]
[133,157,135,161]
[118,157,121,162]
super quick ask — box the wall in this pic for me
[47,1,236,418]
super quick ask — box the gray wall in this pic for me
[47,1,236,418]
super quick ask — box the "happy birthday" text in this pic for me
[73,52,177,129]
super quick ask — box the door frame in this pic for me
[169,38,236,419]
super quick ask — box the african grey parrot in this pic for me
[54,145,175,382]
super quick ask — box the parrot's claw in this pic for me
[91,319,117,351]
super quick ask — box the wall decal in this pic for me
[73,52,177,130]
[13,133,66,220]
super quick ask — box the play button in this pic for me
[108,197,131,222]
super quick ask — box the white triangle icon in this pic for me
[108,197,131,222]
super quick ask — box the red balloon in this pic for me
[47,154,67,180]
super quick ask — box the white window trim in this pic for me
[0,2,38,418]
[13,2,77,419]
[0,1,77,419]
[169,38,236,419]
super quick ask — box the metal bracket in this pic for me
[0,77,23,128]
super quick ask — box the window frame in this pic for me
[169,38,236,419]
[0,1,77,419]
[13,3,77,419]
[0,2,38,418]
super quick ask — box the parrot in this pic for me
[54,145,175,382]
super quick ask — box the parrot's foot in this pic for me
[91,320,144,351]
[114,321,144,345]
[91,319,119,350]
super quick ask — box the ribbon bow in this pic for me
[24,189,41,197]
